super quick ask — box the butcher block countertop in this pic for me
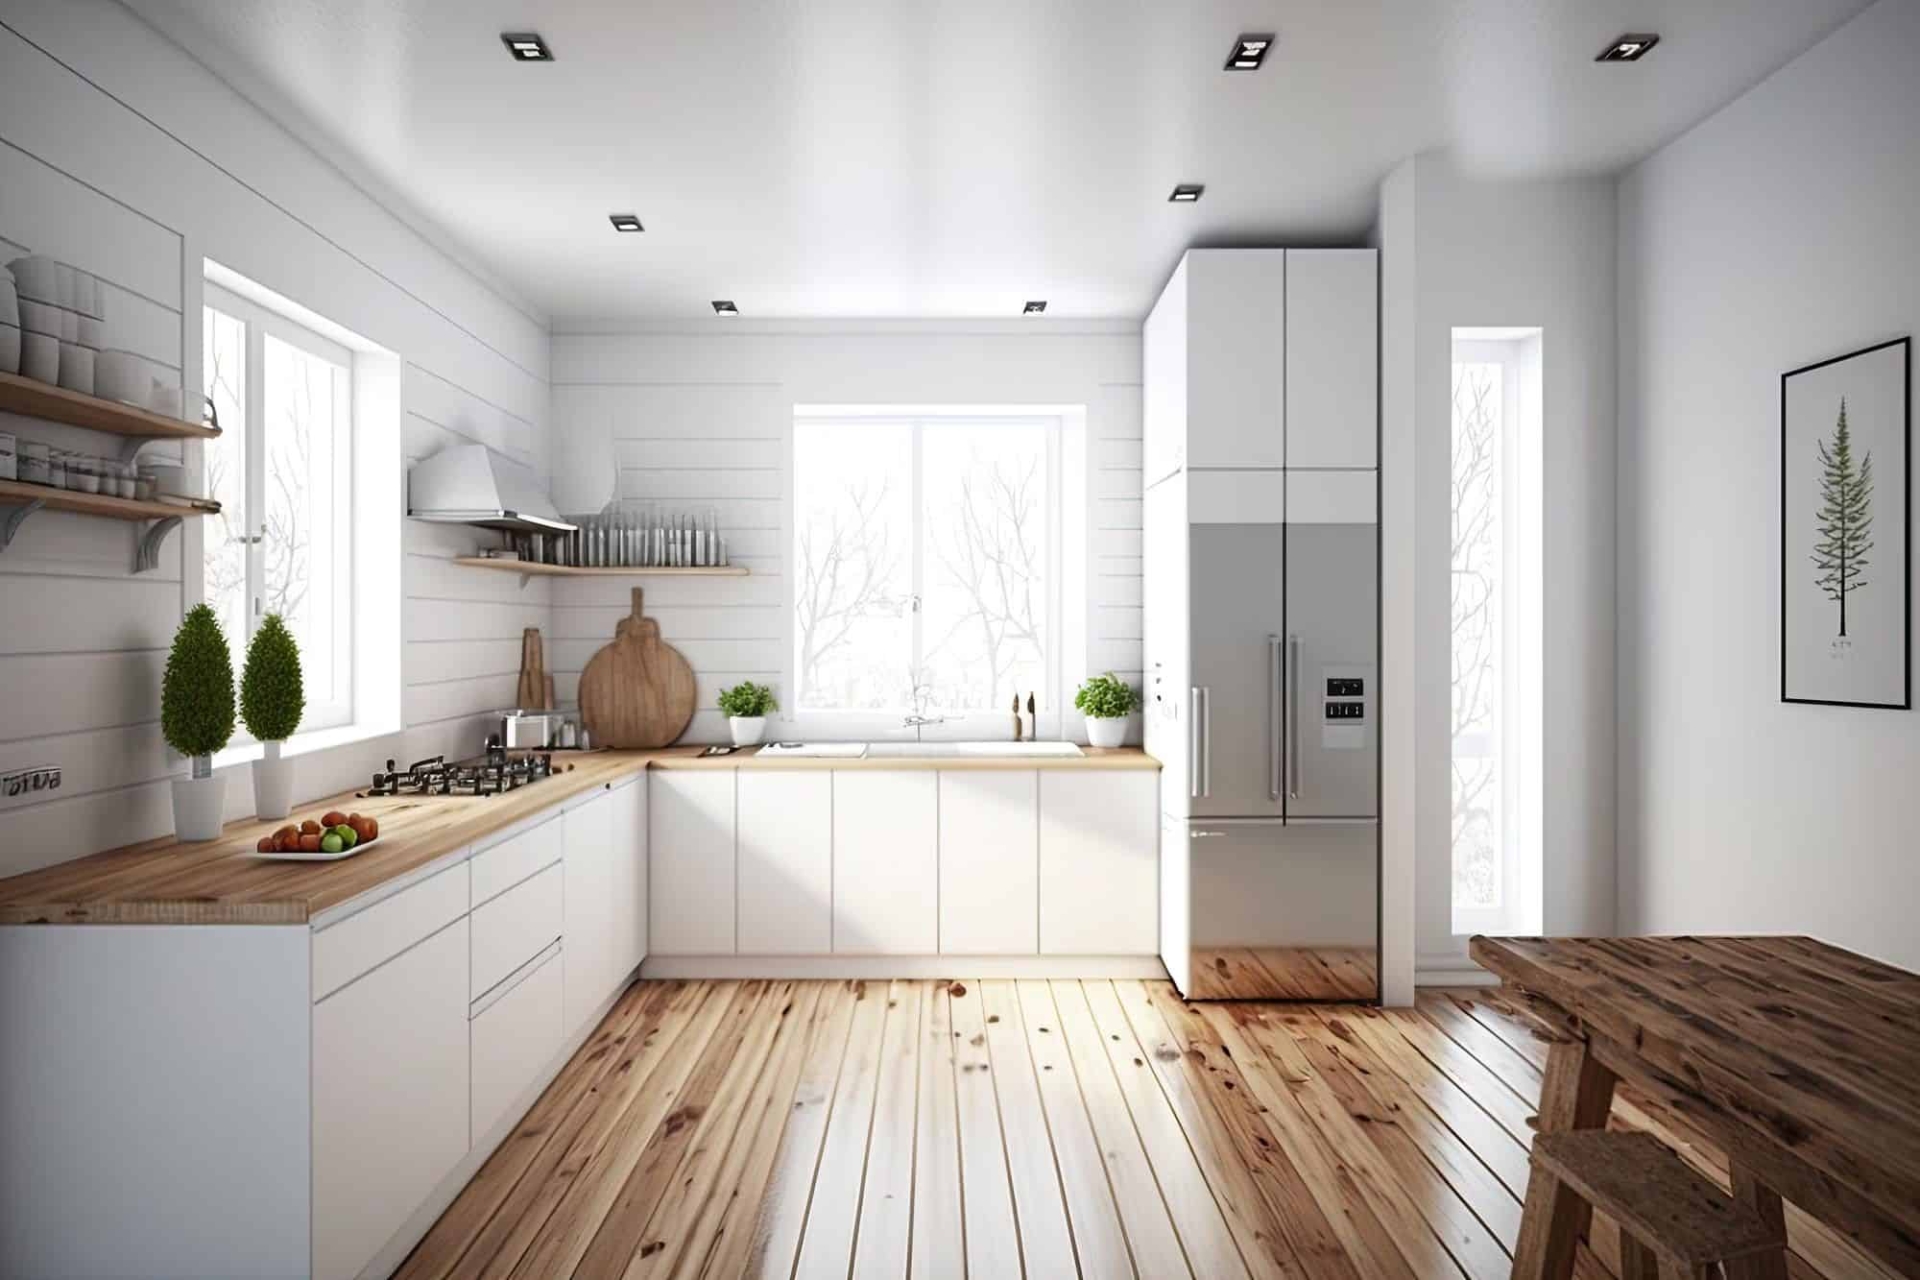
[648,745,1161,772]
[0,746,1157,926]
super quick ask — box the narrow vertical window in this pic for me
[1450,329,1543,936]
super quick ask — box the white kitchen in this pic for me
[1,4,1917,1280]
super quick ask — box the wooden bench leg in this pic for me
[1511,1037,1617,1280]
[1725,1163,1790,1280]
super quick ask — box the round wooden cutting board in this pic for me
[577,588,697,748]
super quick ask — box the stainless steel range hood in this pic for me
[407,443,578,534]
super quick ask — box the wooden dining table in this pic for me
[1469,934,1920,1280]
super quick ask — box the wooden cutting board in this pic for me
[577,588,696,748]
[515,627,549,710]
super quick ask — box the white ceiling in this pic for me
[124,0,1870,322]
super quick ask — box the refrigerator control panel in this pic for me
[1320,665,1370,749]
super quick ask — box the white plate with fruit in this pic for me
[250,810,381,861]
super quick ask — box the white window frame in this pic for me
[787,406,1066,740]
[203,281,356,740]
[1449,332,1543,939]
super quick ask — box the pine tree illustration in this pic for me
[1811,397,1874,637]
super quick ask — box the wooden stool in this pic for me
[1529,1130,1788,1279]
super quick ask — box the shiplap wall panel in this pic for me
[547,325,1143,739]
[0,11,549,877]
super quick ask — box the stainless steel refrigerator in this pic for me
[1171,517,1379,1001]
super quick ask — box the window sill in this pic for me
[211,721,391,771]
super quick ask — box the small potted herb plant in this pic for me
[161,603,237,840]
[718,680,776,746]
[1074,672,1139,748]
[241,613,304,820]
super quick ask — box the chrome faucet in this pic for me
[903,677,946,741]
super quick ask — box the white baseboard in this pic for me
[640,954,1172,981]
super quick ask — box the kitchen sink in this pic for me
[862,741,1084,758]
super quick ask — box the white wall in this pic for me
[1616,0,1920,969]
[548,322,1141,742]
[0,2,549,876]
[1377,153,1618,981]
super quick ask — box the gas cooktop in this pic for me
[360,738,571,798]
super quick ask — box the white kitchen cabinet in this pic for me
[1142,255,1189,486]
[833,770,938,953]
[938,771,1038,954]
[563,789,617,1033]
[471,861,562,1000]
[313,917,470,1280]
[1039,772,1159,954]
[470,946,563,1145]
[1285,248,1378,469]
[608,776,648,977]
[649,770,737,955]
[737,771,832,954]
[1185,248,1287,470]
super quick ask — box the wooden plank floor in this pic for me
[396,980,1900,1280]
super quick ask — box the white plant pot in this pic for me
[1085,715,1129,749]
[728,715,768,747]
[253,740,294,820]
[171,772,228,842]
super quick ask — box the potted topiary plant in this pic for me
[161,603,236,840]
[717,680,776,746]
[241,613,304,820]
[1074,672,1139,748]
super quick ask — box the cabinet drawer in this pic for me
[470,862,562,1000]
[471,814,561,906]
[470,946,563,1143]
[312,861,469,1002]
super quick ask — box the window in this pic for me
[1450,329,1543,936]
[792,409,1062,728]
[202,283,355,735]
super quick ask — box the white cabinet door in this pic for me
[1285,248,1377,469]
[609,777,648,976]
[833,771,937,953]
[938,771,1038,954]
[563,789,615,1033]
[648,770,737,955]
[1039,772,1159,954]
[1186,249,1286,469]
[1142,255,1189,485]
[737,771,832,954]
[313,918,470,1280]
[469,947,563,1144]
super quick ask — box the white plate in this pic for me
[249,841,375,863]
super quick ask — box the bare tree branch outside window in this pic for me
[1451,363,1501,911]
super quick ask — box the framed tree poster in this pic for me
[1781,336,1910,708]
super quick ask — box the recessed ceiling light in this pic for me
[1023,300,1047,315]
[1169,184,1205,203]
[500,32,552,62]
[1596,33,1659,62]
[608,213,644,233]
[1225,34,1274,70]
[712,300,738,316]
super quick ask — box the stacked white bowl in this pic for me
[7,255,108,393]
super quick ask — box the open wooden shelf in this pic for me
[453,557,749,578]
[0,370,220,444]
[0,478,210,522]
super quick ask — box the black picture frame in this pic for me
[1780,336,1911,709]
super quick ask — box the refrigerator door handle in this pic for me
[1201,686,1213,798]
[1267,634,1282,802]
[1189,687,1202,799]
[1287,635,1302,801]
